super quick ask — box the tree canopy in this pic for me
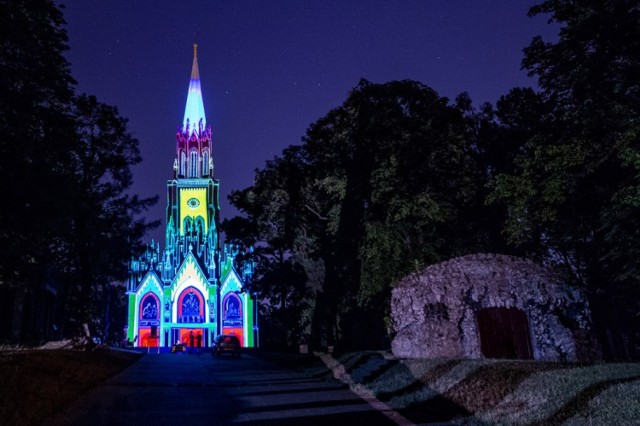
[228,1,640,358]
[0,0,76,295]
[226,80,506,349]
[489,0,640,359]
[0,0,157,342]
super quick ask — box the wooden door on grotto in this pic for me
[477,307,533,359]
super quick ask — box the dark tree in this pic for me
[0,1,158,343]
[491,0,640,359]
[0,0,77,341]
[58,95,158,337]
[228,80,504,350]
[224,146,310,349]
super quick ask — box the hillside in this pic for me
[285,351,640,425]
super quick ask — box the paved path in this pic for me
[51,352,400,425]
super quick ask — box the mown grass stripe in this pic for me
[316,352,417,426]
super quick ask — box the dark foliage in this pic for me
[0,0,157,342]
[226,80,506,350]
[491,0,640,359]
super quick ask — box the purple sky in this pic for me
[61,1,557,245]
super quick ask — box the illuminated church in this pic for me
[125,45,257,349]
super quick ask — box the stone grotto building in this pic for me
[391,253,597,362]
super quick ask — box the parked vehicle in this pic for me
[212,334,241,357]
[171,342,187,353]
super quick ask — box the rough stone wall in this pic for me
[391,253,595,362]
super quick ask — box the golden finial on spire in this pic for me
[190,44,200,80]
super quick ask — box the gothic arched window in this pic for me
[177,287,205,323]
[222,293,243,327]
[195,217,205,236]
[180,151,186,177]
[189,150,198,178]
[202,150,209,176]
[183,217,193,235]
[140,293,159,320]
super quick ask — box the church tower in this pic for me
[162,44,220,295]
[126,45,257,349]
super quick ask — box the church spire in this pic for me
[183,43,206,133]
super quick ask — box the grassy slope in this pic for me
[284,351,640,425]
[2,348,639,425]
[0,347,141,426]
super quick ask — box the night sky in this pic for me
[60,1,557,245]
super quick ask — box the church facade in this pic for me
[125,46,257,349]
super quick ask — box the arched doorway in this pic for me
[179,329,203,348]
[477,307,533,359]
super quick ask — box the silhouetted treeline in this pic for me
[0,0,158,344]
